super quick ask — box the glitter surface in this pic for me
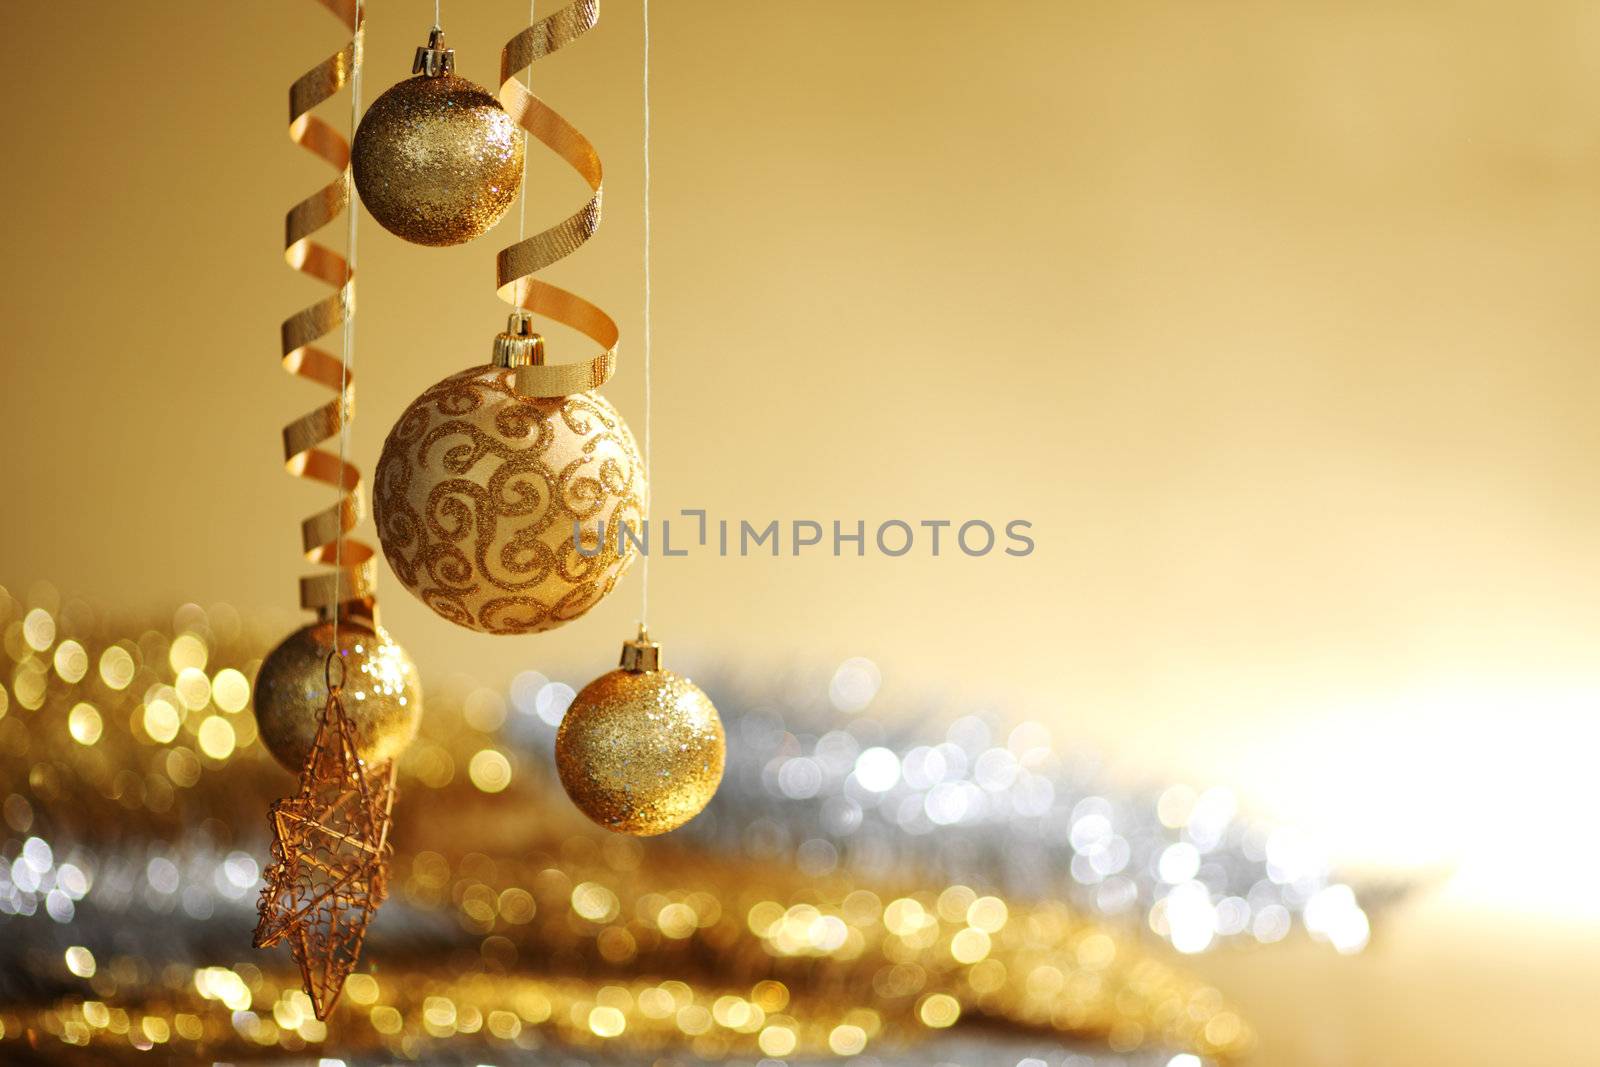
[253,619,422,772]
[556,668,726,836]
[352,73,524,247]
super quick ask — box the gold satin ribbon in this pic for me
[497,0,621,398]
[283,0,376,612]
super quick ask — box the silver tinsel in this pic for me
[511,654,1374,958]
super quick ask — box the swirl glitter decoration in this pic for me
[281,0,376,611]
[374,367,645,633]
[495,0,620,398]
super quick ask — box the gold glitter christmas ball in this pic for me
[556,634,725,836]
[374,364,645,634]
[254,618,422,772]
[352,72,524,246]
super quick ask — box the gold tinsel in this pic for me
[0,588,1252,1062]
[281,0,376,613]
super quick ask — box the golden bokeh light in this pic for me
[196,715,236,760]
[167,633,206,673]
[486,1010,521,1039]
[13,664,46,710]
[64,947,95,978]
[467,748,512,793]
[98,646,135,690]
[67,702,102,745]
[711,995,752,1029]
[759,1023,798,1056]
[675,1004,712,1036]
[637,988,675,1019]
[210,667,248,713]
[462,688,507,732]
[571,882,621,924]
[1077,932,1118,969]
[369,1006,402,1035]
[588,1005,625,1038]
[22,608,55,651]
[165,747,201,788]
[53,639,88,683]
[174,667,210,711]
[656,901,697,939]
[967,895,1008,934]
[950,927,991,964]
[883,897,928,937]
[829,1022,868,1055]
[142,698,181,744]
[918,993,961,1029]
[344,974,379,1005]
[497,887,536,925]
[750,980,789,1013]
[937,884,976,923]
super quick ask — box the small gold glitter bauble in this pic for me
[374,363,645,634]
[556,631,726,836]
[352,70,523,246]
[254,618,422,772]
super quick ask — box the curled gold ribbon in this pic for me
[497,0,620,398]
[282,0,376,612]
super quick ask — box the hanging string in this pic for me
[639,0,653,631]
[518,0,536,244]
[330,0,367,689]
[434,0,442,30]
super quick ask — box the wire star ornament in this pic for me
[254,680,397,1020]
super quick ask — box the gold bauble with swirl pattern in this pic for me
[352,72,524,247]
[556,636,725,836]
[373,365,645,634]
[254,618,422,772]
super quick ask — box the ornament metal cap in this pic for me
[492,311,547,368]
[619,626,661,673]
[413,27,456,77]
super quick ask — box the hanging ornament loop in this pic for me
[620,625,660,672]
[323,648,346,694]
[495,0,619,398]
[491,310,547,368]
[413,26,455,76]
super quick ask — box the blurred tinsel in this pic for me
[0,584,1382,1064]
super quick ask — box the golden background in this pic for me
[2,1,1596,1062]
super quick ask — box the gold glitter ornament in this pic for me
[254,615,422,772]
[373,314,645,634]
[351,28,524,247]
[556,629,726,836]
